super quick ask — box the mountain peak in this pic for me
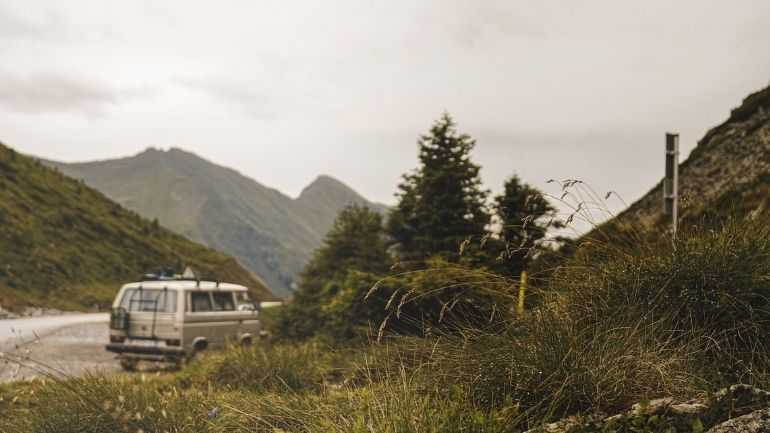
[297,175,388,216]
[137,146,163,156]
[299,175,352,197]
[135,146,201,160]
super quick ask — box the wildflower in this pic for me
[207,407,220,419]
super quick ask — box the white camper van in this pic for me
[106,278,260,370]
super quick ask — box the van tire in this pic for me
[240,337,252,348]
[187,338,208,362]
[119,358,138,371]
[172,356,186,370]
[193,339,208,352]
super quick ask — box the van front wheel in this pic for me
[186,339,208,363]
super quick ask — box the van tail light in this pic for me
[110,308,129,330]
[110,335,125,343]
[166,339,181,347]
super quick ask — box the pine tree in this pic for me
[493,175,559,276]
[299,204,390,290]
[273,204,391,341]
[387,113,489,261]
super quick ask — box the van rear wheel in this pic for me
[119,358,138,372]
[172,356,186,370]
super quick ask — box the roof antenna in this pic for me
[182,266,196,280]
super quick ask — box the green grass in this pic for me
[0,143,274,310]
[4,216,770,432]
[178,342,342,393]
[0,343,509,433]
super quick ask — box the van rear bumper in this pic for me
[105,343,185,358]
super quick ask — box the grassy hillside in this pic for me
[0,142,275,310]
[608,83,770,232]
[46,148,387,297]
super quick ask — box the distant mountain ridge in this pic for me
[0,142,274,311]
[46,148,387,297]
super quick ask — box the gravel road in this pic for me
[0,314,120,382]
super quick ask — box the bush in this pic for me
[179,342,338,393]
[429,306,698,422]
[369,257,516,337]
[562,217,770,367]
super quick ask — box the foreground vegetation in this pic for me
[4,215,770,432]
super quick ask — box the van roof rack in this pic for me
[141,268,197,282]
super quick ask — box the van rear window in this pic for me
[119,289,177,313]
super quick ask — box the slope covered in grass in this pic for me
[0,142,275,309]
[612,84,770,230]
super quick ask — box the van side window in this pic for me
[212,292,236,311]
[190,292,212,312]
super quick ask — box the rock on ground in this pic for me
[706,408,770,433]
[525,385,770,433]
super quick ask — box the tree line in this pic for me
[272,113,561,342]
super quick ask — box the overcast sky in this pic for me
[1,1,769,224]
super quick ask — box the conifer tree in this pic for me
[492,175,559,276]
[299,204,390,291]
[387,113,489,261]
[272,204,390,340]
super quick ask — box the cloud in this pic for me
[0,4,66,41]
[426,1,549,48]
[0,5,37,39]
[0,73,153,116]
[172,77,273,118]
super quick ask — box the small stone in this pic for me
[632,397,674,415]
[670,402,709,415]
